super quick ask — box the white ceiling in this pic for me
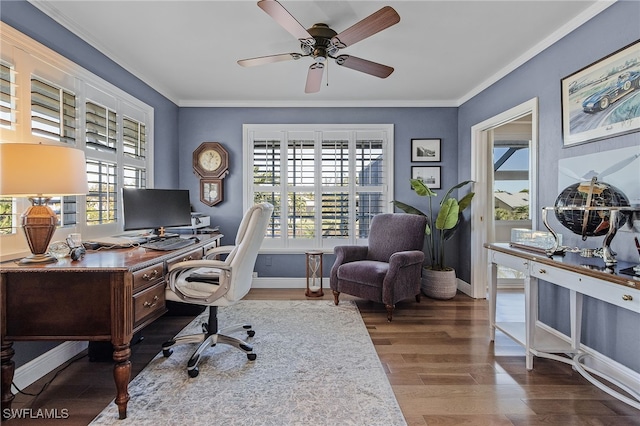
[29,0,611,107]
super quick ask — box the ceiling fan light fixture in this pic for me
[313,47,327,60]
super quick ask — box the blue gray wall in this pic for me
[178,107,458,277]
[2,0,639,373]
[458,1,640,372]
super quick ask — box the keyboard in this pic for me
[88,236,146,248]
[142,237,196,251]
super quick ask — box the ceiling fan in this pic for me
[237,0,400,93]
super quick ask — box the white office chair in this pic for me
[161,203,273,377]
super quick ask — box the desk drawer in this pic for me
[531,260,640,312]
[203,239,221,252]
[133,282,165,326]
[132,262,164,291]
[491,250,530,273]
[166,248,203,269]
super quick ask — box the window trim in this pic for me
[243,124,394,253]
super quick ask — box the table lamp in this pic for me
[0,143,89,264]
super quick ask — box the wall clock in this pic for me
[200,178,223,206]
[193,142,229,178]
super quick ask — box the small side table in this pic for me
[305,251,324,297]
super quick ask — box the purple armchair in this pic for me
[330,213,427,321]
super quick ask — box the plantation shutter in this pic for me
[0,62,14,129]
[31,78,76,144]
[86,101,117,152]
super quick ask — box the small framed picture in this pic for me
[200,178,224,206]
[411,138,441,162]
[412,166,441,189]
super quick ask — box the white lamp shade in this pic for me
[0,143,89,197]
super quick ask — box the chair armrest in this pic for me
[388,250,425,269]
[382,250,425,305]
[166,259,232,304]
[204,245,235,260]
[168,259,230,273]
[334,245,368,265]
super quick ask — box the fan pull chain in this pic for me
[326,58,329,87]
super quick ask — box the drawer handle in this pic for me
[622,294,633,301]
[143,295,159,308]
[142,269,159,281]
[182,256,194,262]
[538,269,546,274]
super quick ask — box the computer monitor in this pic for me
[122,188,192,237]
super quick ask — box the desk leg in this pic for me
[112,343,131,420]
[1,341,15,417]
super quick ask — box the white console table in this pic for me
[485,242,640,410]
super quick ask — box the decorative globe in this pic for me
[554,178,629,239]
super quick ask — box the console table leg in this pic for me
[1,341,15,418]
[524,274,536,370]
[112,344,131,420]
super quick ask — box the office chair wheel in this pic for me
[188,367,199,378]
[247,353,257,361]
[163,349,173,357]
[247,330,255,337]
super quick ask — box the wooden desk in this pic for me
[0,234,222,420]
[485,242,640,409]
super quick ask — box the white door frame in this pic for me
[469,97,538,298]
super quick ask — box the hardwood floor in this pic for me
[6,289,639,425]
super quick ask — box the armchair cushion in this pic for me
[337,260,389,287]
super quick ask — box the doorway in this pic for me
[468,98,538,298]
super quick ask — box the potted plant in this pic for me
[393,179,475,299]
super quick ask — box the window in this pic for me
[0,62,16,235]
[245,125,393,251]
[0,24,153,253]
[83,95,150,227]
[86,159,118,225]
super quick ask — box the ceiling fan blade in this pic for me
[258,0,315,45]
[331,6,400,49]
[334,55,394,79]
[237,53,302,67]
[305,62,324,93]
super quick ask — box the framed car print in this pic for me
[200,178,223,206]
[412,166,441,189]
[561,39,640,147]
[411,138,441,162]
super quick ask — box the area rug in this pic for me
[90,300,406,425]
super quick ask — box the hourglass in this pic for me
[305,251,324,297]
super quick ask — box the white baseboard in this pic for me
[12,341,88,392]
[251,277,307,288]
[457,278,472,297]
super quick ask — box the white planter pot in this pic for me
[421,267,457,300]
